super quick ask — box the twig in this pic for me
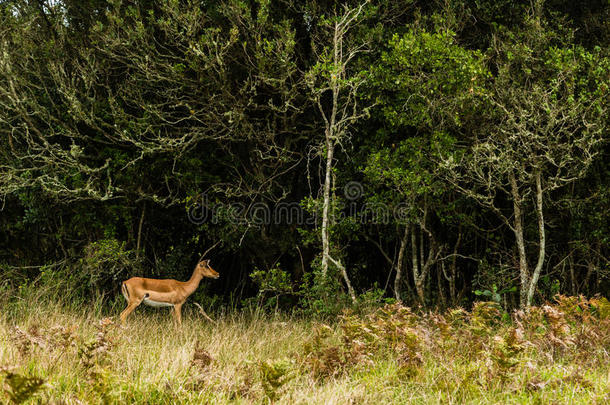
[193,302,217,325]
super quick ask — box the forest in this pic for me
[2,0,608,311]
[0,1,609,403]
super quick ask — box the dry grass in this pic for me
[0,296,608,404]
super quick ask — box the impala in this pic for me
[120,259,219,325]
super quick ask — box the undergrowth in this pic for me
[0,295,608,404]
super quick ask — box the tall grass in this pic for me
[0,293,608,404]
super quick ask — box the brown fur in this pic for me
[119,259,219,325]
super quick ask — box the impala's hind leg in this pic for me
[120,283,144,324]
[120,302,140,324]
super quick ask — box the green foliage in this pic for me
[31,239,140,305]
[0,368,45,404]
[475,284,517,305]
[363,19,488,219]
[298,262,352,318]
[251,266,293,296]
[247,265,296,311]
[355,286,396,312]
[79,239,141,295]
[78,318,115,371]
[489,326,524,379]
[154,242,198,281]
[591,297,610,319]
[372,27,488,129]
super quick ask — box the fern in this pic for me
[1,367,45,404]
[260,358,293,402]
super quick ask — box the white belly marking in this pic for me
[142,298,174,308]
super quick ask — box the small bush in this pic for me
[79,239,141,296]
[298,263,352,318]
[247,265,296,312]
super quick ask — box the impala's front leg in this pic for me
[173,303,183,326]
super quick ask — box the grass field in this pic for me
[0,296,608,404]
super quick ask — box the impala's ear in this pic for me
[205,259,211,265]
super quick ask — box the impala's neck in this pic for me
[184,267,204,296]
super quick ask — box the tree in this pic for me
[305,1,373,302]
[0,0,307,206]
[0,0,311,278]
[364,22,487,303]
[443,2,609,307]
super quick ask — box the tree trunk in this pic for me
[411,224,423,302]
[526,171,545,307]
[418,239,437,305]
[136,203,146,259]
[328,256,356,302]
[320,136,334,276]
[419,226,424,273]
[449,228,461,304]
[321,21,341,277]
[394,225,409,302]
[569,256,576,295]
[437,262,446,307]
[509,171,530,308]
[583,259,595,295]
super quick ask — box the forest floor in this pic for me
[0,296,608,404]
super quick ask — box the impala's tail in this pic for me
[121,282,130,301]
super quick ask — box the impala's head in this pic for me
[197,259,219,279]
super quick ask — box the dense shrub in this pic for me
[32,239,141,305]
